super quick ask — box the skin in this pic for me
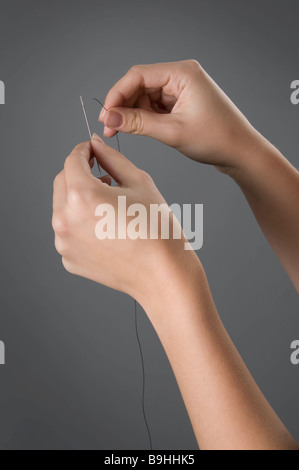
[52,60,299,450]
[100,60,299,293]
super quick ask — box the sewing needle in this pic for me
[80,96,101,174]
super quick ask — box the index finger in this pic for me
[64,141,95,187]
[101,62,179,117]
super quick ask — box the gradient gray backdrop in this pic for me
[0,0,298,450]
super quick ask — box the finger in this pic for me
[101,63,178,117]
[102,93,164,139]
[135,94,169,114]
[103,126,118,139]
[135,94,155,112]
[99,175,112,186]
[104,106,180,147]
[99,62,182,129]
[148,90,162,104]
[53,170,67,210]
[64,141,96,188]
[89,157,95,169]
[102,90,169,138]
[91,134,139,185]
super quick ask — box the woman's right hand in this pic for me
[99,60,262,174]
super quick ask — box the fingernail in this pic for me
[92,133,104,143]
[99,108,106,121]
[105,111,123,129]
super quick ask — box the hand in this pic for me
[52,139,299,452]
[99,60,262,173]
[52,136,197,305]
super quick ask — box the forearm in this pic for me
[230,133,299,292]
[100,60,299,292]
[139,252,298,450]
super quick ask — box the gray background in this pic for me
[0,0,298,450]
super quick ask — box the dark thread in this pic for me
[93,98,153,450]
[92,98,121,153]
[134,300,153,451]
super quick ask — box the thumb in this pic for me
[104,107,179,147]
[91,134,139,186]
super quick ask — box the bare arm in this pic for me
[52,139,298,450]
[99,60,299,292]
[140,252,298,450]
[227,136,299,292]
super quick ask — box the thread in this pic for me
[92,98,153,450]
[134,300,153,450]
[92,98,121,154]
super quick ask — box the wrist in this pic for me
[135,245,218,332]
[222,128,283,184]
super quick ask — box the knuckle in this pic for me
[130,64,142,75]
[52,211,68,235]
[128,110,145,135]
[74,142,87,154]
[185,59,202,70]
[181,59,203,77]
[64,155,71,172]
[68,183,94,206]
[54,236,67,256]
[53,171,63,189]
[137,169,153,186]
[64,146,85,170]
[62,258,76,275]
[67,185,84,205]
[165,117,184,148]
